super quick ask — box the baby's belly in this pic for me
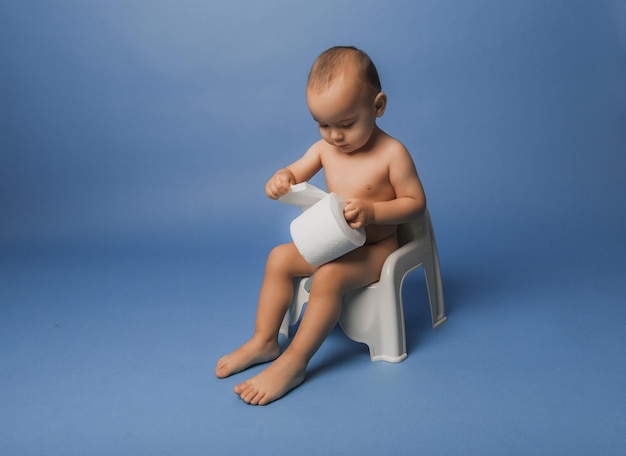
[364,224,398,244]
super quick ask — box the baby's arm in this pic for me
[265,144,323,200]
[375,147,426,223]
[344,145,425,229]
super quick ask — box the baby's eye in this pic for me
[318,123,329,129]
[340,123,354,129]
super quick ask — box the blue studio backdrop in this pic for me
[1,1,625,455]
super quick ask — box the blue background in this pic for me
[1,0,625,454]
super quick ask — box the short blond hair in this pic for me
[307,46,381,95]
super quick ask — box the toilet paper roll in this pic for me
[290,193,366,267]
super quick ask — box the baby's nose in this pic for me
[330,128,344,141]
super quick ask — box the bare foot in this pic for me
[215,337,280,378]
[233,353,306,405]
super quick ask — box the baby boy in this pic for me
[216,46,426,405]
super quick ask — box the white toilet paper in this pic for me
[289,193,366,267]
[278,182,328,210]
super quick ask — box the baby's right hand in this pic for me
[265,171,295,199]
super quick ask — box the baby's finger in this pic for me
[268,183,284,199]
[279,181,292,194]
[348,219,363,230]
[276,176,294,194]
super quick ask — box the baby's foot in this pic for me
[233,353,306,405]
[215,338,280,378]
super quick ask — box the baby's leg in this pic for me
[234,236,397,405]
[216,243,314,378]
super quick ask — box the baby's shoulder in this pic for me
[307,139,330,155]
[376,132,411,158]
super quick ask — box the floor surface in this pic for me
[1,216,624,455]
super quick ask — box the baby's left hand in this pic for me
[343,199,374,230]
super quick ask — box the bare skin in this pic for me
[214,339,280,379]
[227,237,397,405]
[216,65,426,405]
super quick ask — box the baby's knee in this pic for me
[266,244,297,273]
[309,264,344,294]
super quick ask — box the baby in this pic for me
[216,46,426,405]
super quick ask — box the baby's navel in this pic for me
[365,184,372,191]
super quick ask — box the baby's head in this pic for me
[306,46,387,154]
[307,46,381,98]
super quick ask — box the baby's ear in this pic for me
[374,92,387,117]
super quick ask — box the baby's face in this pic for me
[306,74,381,154]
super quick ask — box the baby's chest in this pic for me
[325,161,392,199]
